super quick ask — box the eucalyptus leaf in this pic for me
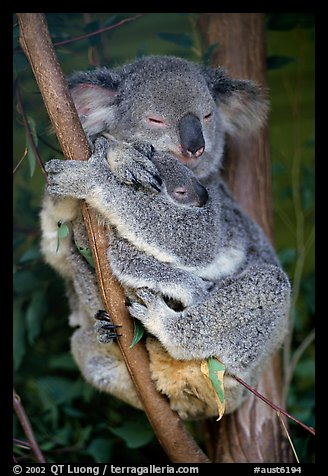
[109,420,154,449]
[13,270,41,294]
[19,246,42,263]
[202,43,218,65]
[87,438,113,463]
[207,358,225,405]
[56,221,70,252]
[75,243,95,268]
[129,319,145,348]
[26,289,47,345]
[200,358,226,420]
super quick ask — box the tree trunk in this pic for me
[198,13,294,463]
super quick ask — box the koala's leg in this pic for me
[128,264,290,383]
[71,326,143,410]
[40,193,80,278]
[146,337,247,419]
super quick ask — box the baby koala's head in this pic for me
[152,152,208,207]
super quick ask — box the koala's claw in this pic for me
[124,168,162,193]
[94,310,122,344]
[94,310,112,321]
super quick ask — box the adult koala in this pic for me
[40,56,290,419]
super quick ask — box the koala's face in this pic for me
[69,56,268,180]
[110,59,226,180]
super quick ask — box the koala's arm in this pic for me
[128,264,290,381]
[109,232,213,307]
[45,137,158,217]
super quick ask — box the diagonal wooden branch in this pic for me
[16,13,210,464]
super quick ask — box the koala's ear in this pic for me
[202,66,269,135]
[68,68,122,137]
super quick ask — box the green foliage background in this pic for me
[13,13,315,463]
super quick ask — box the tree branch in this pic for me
[13,389,46,463]
[16,12,209,463]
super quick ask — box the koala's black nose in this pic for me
[172,181,208,207]
[178,113,205,159]
[194,181,208,207]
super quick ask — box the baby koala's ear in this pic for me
[201,66,269,135]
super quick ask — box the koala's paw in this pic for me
[127,288,174,331]
[185,279,215,307]
[106,144,162,193]
[94,310,122,344]
[45,159,88,198]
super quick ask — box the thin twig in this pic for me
[214,357,315,436]
[13,147,28,175]
[14,14,146,54]
[13,389,46,463]
[13,437,31,450]
[15,82,48,181]
[231,372,315,436]
[53,14,146,47]
[277,411,300,463]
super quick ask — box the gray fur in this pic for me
[40,55,289,419]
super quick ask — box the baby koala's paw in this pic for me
[94,310,122,344]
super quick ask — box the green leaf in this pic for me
[86,438,113,463]
[76,245,95,268]
[19,245,42,263]
[13,270,41,294]
[62,405,85,418]
[57,221,70,239]
[201,358,226,420]
[77,425,93,446]
[26,289,47,345]
[13,299,26,370]
[207,358,225,404]
[49,352,77,370]
[272,162,286,177]
[202,43,218,65]
[129,319,145,348]
[158,32,193,49]
[278,248,297,266]
[110,420,154,449]
[267,55,296,70]
[56,221,70,252]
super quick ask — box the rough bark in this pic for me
[17,13,210,464]
[198,13,294,463]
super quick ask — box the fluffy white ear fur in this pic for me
[70,84,117,137]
